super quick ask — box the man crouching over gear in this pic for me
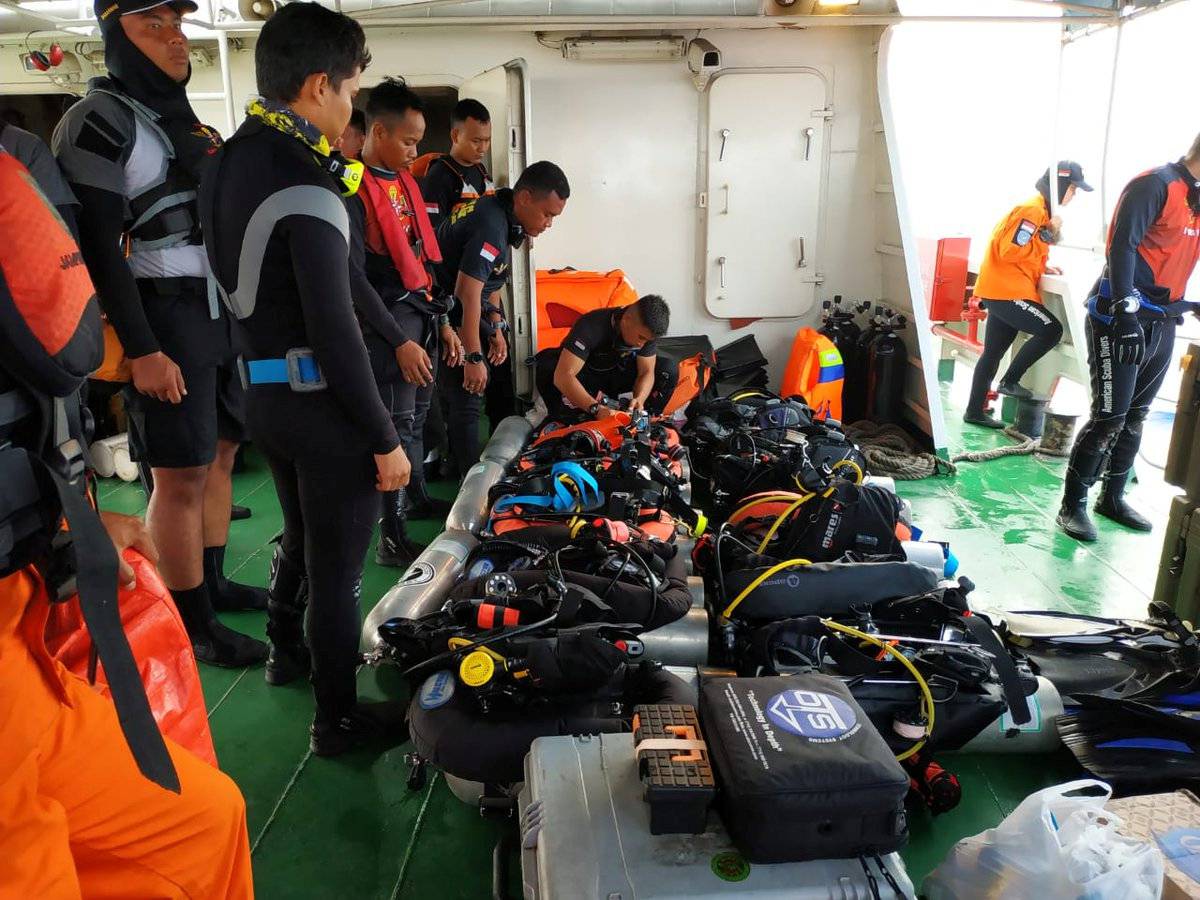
[200,2,411,756]
[53,0,269,669]
[536,294,676,420]
[0,149,252,898]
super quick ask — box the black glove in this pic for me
[1111,310,1145,366]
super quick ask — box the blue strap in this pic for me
[1096,279,1168,316]
[491,493,556,513]
[550,462,602,509]
[245,356,323,385]
[1086,295,1114,326]
[246,358,290,384]
[818,363,846,383]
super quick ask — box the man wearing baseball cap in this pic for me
[53,0,268,667]
[964,161,1091,428]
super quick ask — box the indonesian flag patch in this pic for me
[480,242,499,263]
[426,204,439,214]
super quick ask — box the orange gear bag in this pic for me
[45,549,218,767]
[535,268,639,352]
[91,321,131,383]
[780,327,845,421]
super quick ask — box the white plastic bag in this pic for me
[924,780,1164,900]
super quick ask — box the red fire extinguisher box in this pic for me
[919,237,971,323]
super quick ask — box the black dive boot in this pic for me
[310,676,409,757]
[1095,472,1153,532]
[997,380,1033,400]
[204,545,268,611]
[963,409,1005,429]
[1057,448,1103,542]
[403,478,451,521]
[265,545,311,686]
[172,584,269,668]
[375,490,427,567]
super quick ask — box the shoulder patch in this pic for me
[1012,218,1036,247]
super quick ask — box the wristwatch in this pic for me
[587,402,601,416]
[464,351,486,365]
[484,318,509,337]
[438,314,451,328]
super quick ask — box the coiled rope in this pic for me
[845,421,957,480]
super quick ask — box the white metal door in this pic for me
[704,72,829,319]
[458,60,536,397]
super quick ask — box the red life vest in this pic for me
[1108,166,1200,301]
[359,167,442,292]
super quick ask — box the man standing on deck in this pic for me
[1058,134,1200,542]
[53,0,267,667]
[431,160,569,478]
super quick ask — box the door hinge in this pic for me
[698,192,708,209]
[509,125,523,152]
[812,107,834,120]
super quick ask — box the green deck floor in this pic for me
[94,380,1180,898]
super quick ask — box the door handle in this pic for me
[797,238,807,269]
[718,128,731,162]
[717,256,727,289]
[803,127,815,162]
[722,184,731,215]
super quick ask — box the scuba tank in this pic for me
[820,295,870,425]
[866,310,908,425]
[845,303,886,423]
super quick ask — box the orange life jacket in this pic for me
[535,268,639,352]
[780,327,844,421]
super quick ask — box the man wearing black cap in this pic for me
[53,0,267,667]
[1059,135,1200,542]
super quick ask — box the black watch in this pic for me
[464,351,486,365]
[587,402,601,416]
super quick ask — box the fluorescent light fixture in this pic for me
[561,37,687,62]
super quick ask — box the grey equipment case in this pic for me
[518,732,915,899]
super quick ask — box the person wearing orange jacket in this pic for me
[964,162,1092,427]
[0,149,253,898]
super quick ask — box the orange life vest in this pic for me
[780,327,844,421]
[535,268,639,352]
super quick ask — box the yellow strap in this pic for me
[830,459,864,485]
[820,618,936,762]
[756,494,814,554]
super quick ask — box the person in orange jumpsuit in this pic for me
[0,148,253,898]
[964,162,1092,428]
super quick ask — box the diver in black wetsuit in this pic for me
[200,2,410,756]
[1058,136,1200,543]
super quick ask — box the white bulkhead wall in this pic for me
[179,25,892,386]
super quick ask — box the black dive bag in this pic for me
[699,674,909,863]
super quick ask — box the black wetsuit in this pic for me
[432,189,519,477]
[201,116,399,723]
[535,306,678,417]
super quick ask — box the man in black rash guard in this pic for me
[1058,133,1200,542]
[200,2,411,756]
[53,0,266,668]
[346,77,459,565]
[536,295,675,420]
[432,160,569,478]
